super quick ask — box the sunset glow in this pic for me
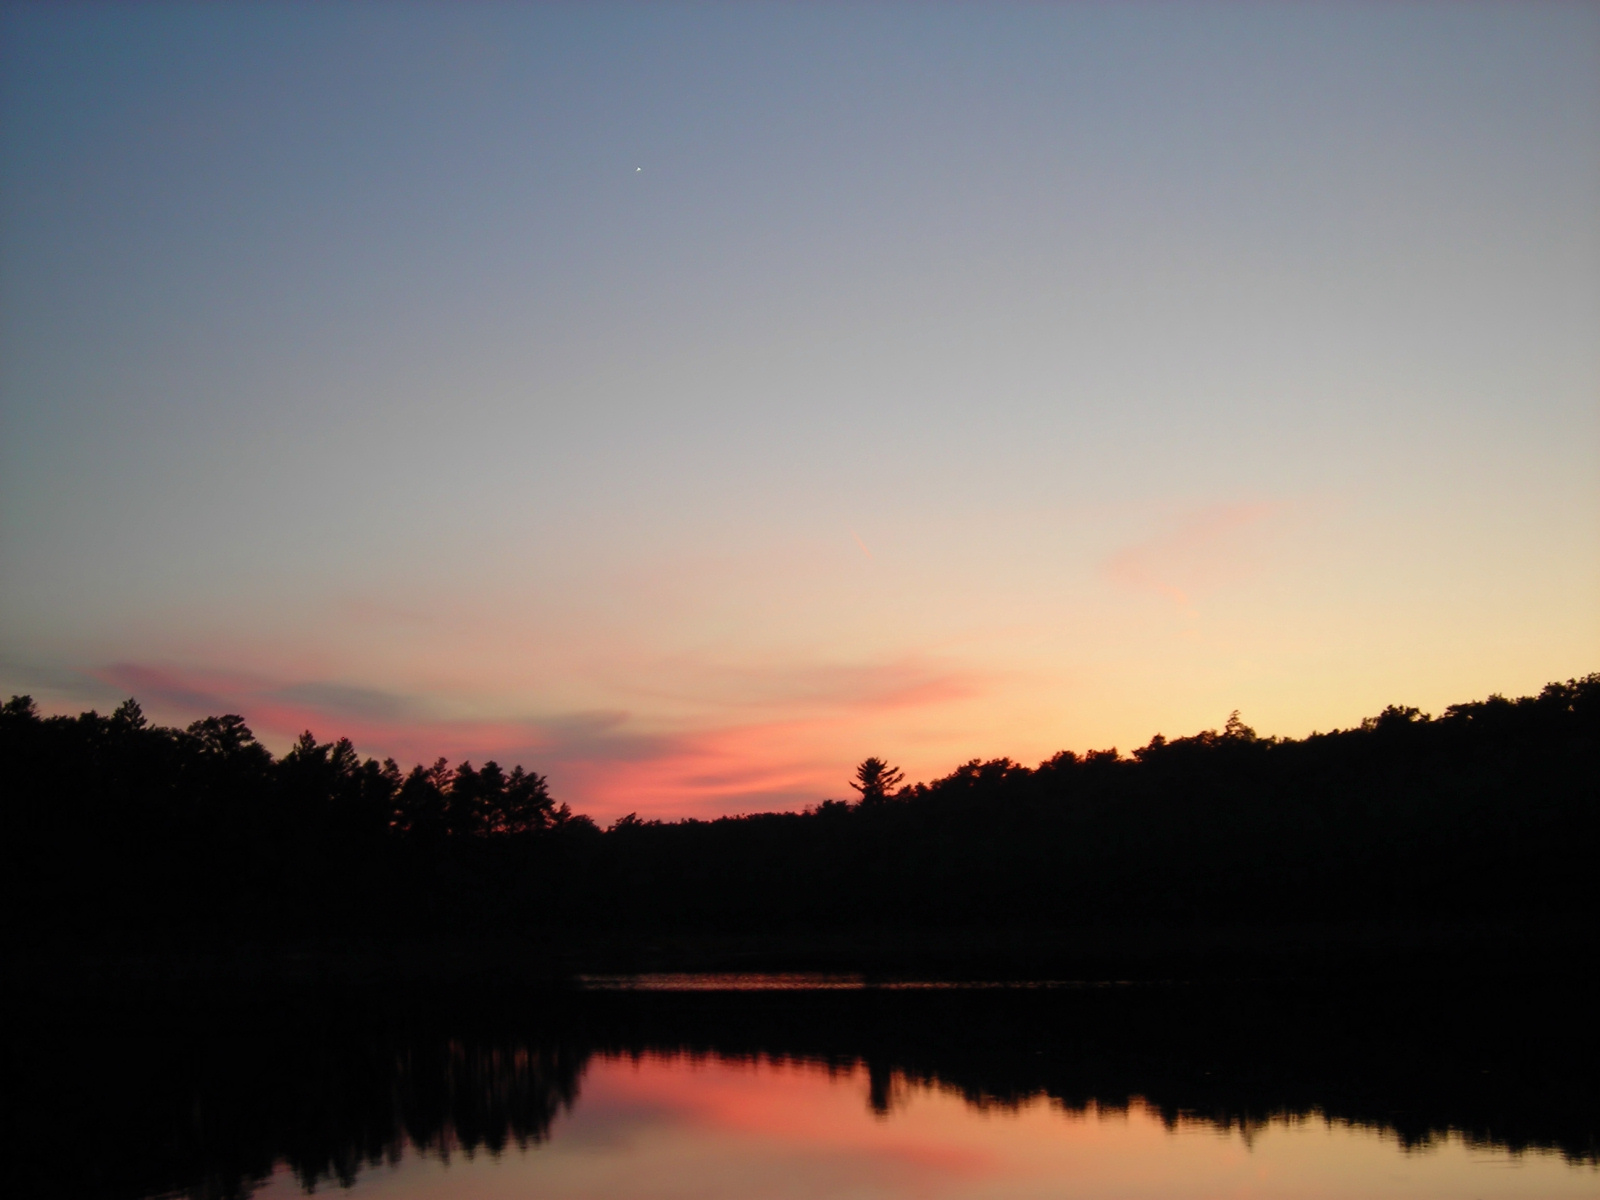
[2,3,1595,821]
[252,1053,1599,1200]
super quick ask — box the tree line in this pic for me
[2,676,1596,946]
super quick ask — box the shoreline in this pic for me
[11,918,1597,996]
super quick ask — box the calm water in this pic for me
[247,1051,1592,1200]
[13,974,1598,1198]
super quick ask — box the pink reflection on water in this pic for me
[253,1052,1596,1200]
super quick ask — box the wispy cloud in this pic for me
[1103,501,1287,609]
[0,657,132,708]
[80,655,990,821]
[95,660,664,764]
[99,662,236,714]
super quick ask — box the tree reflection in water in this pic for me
[11,977,1597,1199]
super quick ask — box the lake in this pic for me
[251,1052,1589,1200]
[13,971,1598,1198]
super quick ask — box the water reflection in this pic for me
[255,1054,1596,1200]
[12,977,1597,1198]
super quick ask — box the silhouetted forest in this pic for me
[3,676,1597,954]
[10,975,1598,1199]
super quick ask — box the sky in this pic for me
[2,2,1597,822]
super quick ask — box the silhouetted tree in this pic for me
[849,757,905,806]
[493,766,553,835]
[1,674,1595,946]
[397,758,453,838]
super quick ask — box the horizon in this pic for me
[9,670,1589,823]
[3,2,1597,823]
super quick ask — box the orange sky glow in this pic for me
[2,4,1595,822]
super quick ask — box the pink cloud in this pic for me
[90,656,988,823]
[1103,501,1286,608]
